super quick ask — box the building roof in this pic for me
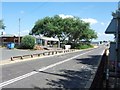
[0,34,15,37]
[0,34,23,37]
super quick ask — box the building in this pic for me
[34,36,60,48]
[0,34,60,48]
[0,34,22,46]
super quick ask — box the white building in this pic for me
[34,36,60,48]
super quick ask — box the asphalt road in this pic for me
[0,48,50,60]
[1,45,106,88]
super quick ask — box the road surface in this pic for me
[1,45,106,89]
[0,48,53,61]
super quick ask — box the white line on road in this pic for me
[0,48,102,88]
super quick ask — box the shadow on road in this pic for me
[76,55,102,67]
[33,55,105,89]
[44,69,91,88]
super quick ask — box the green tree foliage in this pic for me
[21,35,35,49]
[30,15,97,44]
[0,20,6,30]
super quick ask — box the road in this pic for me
[0,48,51,60]
[1,45,106,89]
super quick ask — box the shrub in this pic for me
[21,35,35,49]
[74,43,93,49]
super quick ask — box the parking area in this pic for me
[0,48,47,61]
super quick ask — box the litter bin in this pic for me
[7,43,15,49]
[65,45,71,50]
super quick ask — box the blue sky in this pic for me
[1,2,118,41]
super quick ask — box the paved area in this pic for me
[0,48,50,61]
[1,45,106,88]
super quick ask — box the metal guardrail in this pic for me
[10,49,77,61]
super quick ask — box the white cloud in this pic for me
[20,10,24,14]
[101,22,105,25]
[98,32,112,37]
[81,18,98,25]
[15,30,29,36]
[21,30,29,33]
[21,30,30,36]
[59,14,74,19]
[96,32,114,41]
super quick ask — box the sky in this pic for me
[1,2,118,41]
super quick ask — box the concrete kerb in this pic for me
[0,47,98,66]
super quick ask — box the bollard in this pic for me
[52,51,54,55]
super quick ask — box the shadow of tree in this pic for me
[33,55,103,89]
[76,55,102,67]
[37,68,92,88]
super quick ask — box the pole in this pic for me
[18,18,20,45]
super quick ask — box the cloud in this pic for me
[59,14,74,19]
[21,30,29,33]
[81,18,98,25]
[97,32,114,41]
[98,32,112,37]
[15,30,29,36]
[101,22,105,25]
[21,30,30,36]
[20,10,24,14]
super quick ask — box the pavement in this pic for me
[0,45,106,88]
[0,48,53,61]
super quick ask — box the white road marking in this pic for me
[0,48,102,88]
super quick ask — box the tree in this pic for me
[81,23,98,41]
[30,15,98,44]
[0,20,6,30]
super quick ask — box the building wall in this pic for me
[0,37,22,46]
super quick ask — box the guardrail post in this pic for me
[48,52,50,55]
[31,55,33,58]
[43,53,45,56]
[20,56,23,59]
[56,51,57,54]
[11,57,14,61]
[52,51,54,55]
[38,54,40,57]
